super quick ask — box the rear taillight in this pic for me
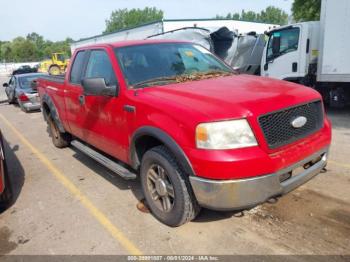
[18,93,29,102]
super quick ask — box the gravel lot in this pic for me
[0,75,349,256]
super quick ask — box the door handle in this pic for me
[78,95,85,105]
[123,105,135,113]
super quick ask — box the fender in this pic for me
[41,93,65,133]
[130,126,196,177]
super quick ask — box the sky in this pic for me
[0,0,293,41]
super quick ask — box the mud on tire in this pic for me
[48,115,70,148]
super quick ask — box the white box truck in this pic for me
[261,0,350,107]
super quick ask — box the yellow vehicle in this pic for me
[38,53,70,75]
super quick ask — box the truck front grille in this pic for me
[259,101,324,149]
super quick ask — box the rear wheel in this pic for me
[140,146,200,227]
[48,115,70,148]
[49,65,61,75]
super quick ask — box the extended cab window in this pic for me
[70,51,86,84]
[85,50,117,86]
[267,28,300,61]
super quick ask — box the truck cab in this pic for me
[261,22,320,84]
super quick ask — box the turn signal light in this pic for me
[18,93,29,102]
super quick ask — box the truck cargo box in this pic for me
[317,0,350,82]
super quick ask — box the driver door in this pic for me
[261,26,302,80]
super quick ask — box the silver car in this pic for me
[3,73,46,112]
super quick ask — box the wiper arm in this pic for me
[132,76,178,88]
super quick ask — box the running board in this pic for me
[71,140,137,180]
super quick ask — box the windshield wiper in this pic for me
[202,70,234,75]
[132,76,178,88]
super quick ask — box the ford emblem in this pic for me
[291,116,307,128]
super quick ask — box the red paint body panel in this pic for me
[37,40,332,181]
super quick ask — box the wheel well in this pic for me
[42,102,50,120]
[133,135,163,168]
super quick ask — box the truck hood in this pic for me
[143,74,321,120]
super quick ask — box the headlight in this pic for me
[196,119,257,149]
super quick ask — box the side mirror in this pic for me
[3,83,8,88]
[81,78,118,97]
[272,36,281,55]
[264,63,268,71]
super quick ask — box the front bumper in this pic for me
[189,147,328,211]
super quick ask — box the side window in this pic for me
[85,50,117,86]
[10,77,16,87]
[70,51,86,84]
[267,28,300,61]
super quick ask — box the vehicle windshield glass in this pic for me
[267,28,300,62]
[19,75,44,89]
[56,54,66,62]
[115,43,233,88]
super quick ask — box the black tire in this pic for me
[0,148,13,212]
[49,65,61,75]
[48,115,70,148]
[140,146,200,227]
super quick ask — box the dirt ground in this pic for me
[0,75,349,256]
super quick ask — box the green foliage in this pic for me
[216,6,289,25]
[0,33,73,62]
[104,7,163,34]
[292,0,321,22]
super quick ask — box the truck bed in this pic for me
[40,75,65,83]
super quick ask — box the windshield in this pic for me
[57,54,66,62]
[115,43,233,88]
[267,28,300,62]
[19,75,45,89]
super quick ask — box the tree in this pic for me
[292,0,321,22]
[104,7,163,34]
[215,6,288,25]
[0,42,12,61]
[27,32,45,59]
[241,10,258,22]
[258,6,289,25]
[11,37,37,62]
[0,33,74,62]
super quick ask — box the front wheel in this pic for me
[140,146,200,227]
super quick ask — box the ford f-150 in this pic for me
[37,40,332,226]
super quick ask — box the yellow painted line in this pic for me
[328,160,350,170]
[0,113,142,255]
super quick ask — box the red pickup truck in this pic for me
[37,40,331,226]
